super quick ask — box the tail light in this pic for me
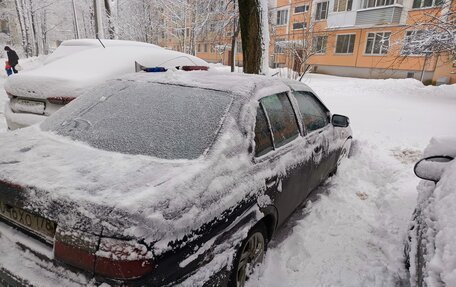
[47,96,76,105]
[55,229,154,280]
[95,238,154,279]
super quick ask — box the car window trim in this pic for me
[289,90,331,134]
[253,92,302,161]
[260,101,276,150]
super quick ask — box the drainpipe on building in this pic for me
[420,52,430,83]
[354,28,363,68]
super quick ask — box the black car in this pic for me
[0,70,352,286]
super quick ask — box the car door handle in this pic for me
[265,177,277,188]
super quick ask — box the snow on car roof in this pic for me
[59,39,161,48]
[44,39,162,65]
[119,70,314,99]
[4,46,208,99]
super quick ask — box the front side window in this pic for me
[412,0,443,8]
[313,36,328,53]
[334,0,353,12]
[260,93,300,148]
[254,106,274,157]
[277,9,289,25]
[365,32,391,55]
[293,91,329,132]
[315,2,329,20]
[335,34,356,54]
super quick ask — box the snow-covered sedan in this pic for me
[0,70,352,287]
[3,39,208,130]
[406,137,456,287]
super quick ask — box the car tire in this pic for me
[228,222,268,287]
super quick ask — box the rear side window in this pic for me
[260,93,299,148]
[293,91,329,133]
[254,106,274,157]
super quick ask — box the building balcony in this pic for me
[355,4,403,25]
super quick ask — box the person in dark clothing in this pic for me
[4,46,19,74]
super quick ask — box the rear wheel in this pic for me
[229,222,268,287]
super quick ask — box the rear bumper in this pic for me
[4,102,47,130]
[0,221,92,287]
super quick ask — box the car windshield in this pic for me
[41,80,233,160]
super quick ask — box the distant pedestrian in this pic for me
[4,46,19,74]
[5,61,13,76]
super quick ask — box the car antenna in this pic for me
[97,37,106,48]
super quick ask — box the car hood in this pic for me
[0,127,256,252]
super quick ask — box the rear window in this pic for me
[41,81,233,160]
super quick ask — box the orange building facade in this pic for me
[160,0,455,84]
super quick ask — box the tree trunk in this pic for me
[238,0,269,74]
[14,0,28,55]
[104,0,117,39]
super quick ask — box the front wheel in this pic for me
[229,222,268,287]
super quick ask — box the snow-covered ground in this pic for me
[0,64,455,286]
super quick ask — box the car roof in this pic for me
[118,70,315,100]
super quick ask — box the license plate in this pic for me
[10,99,45,115]
[0,201,56,243]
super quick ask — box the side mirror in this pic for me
[414,156,454,182]
[332,114,349,128]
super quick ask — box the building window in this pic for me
[334,0,353,12]
[315,2,329,20]
[412,0,443,8]
[204,43,208,53]
[274,38,285,53]
[276,9,289,25]
[335,34,356,54]
[402,30,428,55]
[294,5,309,13]
[365,32,391,55]
[0,19,9,34]
[313,36,328,53]
[362,0,395,9]
[293,22,307,30]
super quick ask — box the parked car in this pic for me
[0,70,352,287]
[405,137,456,287]
[3,39,208,130]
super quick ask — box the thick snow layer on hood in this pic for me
[423,137,456,158]
[4,46,207,99]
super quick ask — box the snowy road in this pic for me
[0,70,455,287]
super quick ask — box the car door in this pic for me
[291,90,335,191]
[253,92,315,226]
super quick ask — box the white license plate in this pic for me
[10,99,45,115]
[0,201,56,243]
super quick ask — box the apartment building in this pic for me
[270,0,455,83]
